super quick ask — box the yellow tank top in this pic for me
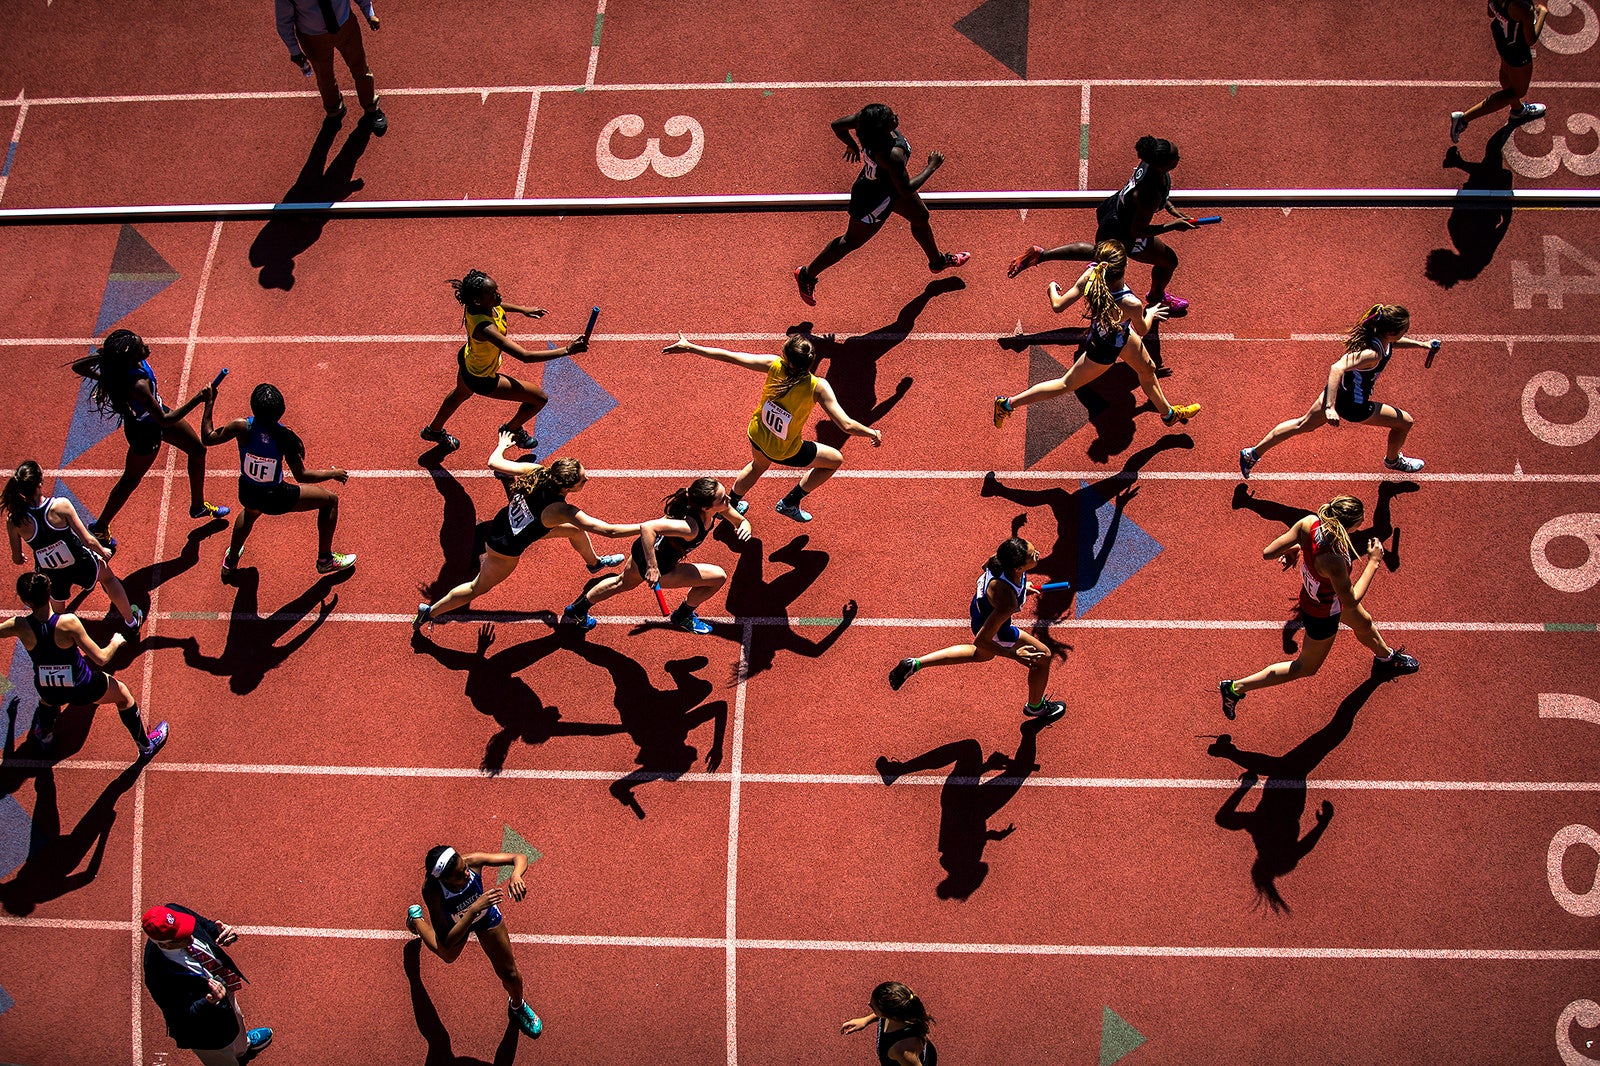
[746,360,818,461]
[462,304,508,379]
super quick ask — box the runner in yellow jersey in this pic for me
[420,269,589,454]
[663,333,882,522]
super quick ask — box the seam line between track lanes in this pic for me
[1,916,1595,960]
[725,622,751,1066]
[1078,84,1090,192]
[0,93,26,205]
[513,91,542,199]
[585,0,607,88]
[124,218,225,1066]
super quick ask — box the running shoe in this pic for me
[509,999,543,1039]
[669,605,713,635]
[1374,649,1421,676]
[1162,403,1201,426]
[586,554,625,573]
[121,604,146,630]
[1510,102,1547,125]
[931,251,971,271]
[1239,447,1258,480]
[190,501,230,520]
[1007,245,1044,279]
[1449,111,1468,144]
[315,551,357,575]
[88,526,118,556]
[245,1028,273,1055]
[412,603,433,631]
[499,424,537,451]
[1383,454,1425,474]
[1022,698,1066,723]
[1219,680,1241,721]
[1153,292,1189,317]
[889,658,917,691]
[139,721,171,759]
[361,106,389,136]
[220,548,240,578]
[993,396,1013,429]
[732,500,750,516]
[561,604,597,631]
[420,426,460,452]
[794,267,817,307]
[775,499,812,523]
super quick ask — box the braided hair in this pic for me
[249,384,306,466]
[662,477,720,520]
[1344,304,1410,355]
[449,270,496,308]
[2,460,43,523]
[871,981,934,1038]
[1082,239,1130,330]
[88,328,151,422]
[1314,495,1364,561]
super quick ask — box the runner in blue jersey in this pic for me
[5,459,143,627]
[794,104,969,306]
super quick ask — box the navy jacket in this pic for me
[141,903,250,1050]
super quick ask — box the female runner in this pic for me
[841,981,938,1066]
[407,845,543,1039]
[1239,304,1437,478]
[1450,0,1548,144]
[0,572,168,755]
[562,477,750,635]
[5,460,142,628]
[420,270,589,453]
[413,431,638,628]
[665,333,881,523]
[888,537,1065,723]
[1219,494,1419,720]
[993,240,1199,430]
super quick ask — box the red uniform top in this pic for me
[1297,518,1349,618]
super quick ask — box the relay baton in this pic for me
[583,306,600,339]
[1039,580,1072,591]
[210,367,229,391]
[1191,215,1223,225]
[652,583,670,616]
[1425,340,1440,369]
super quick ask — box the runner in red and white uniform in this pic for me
[1219,494,1417,720]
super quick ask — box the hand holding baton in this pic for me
[1190,215,1223,226]
[653,583,670,617]
[1425,340,1441,369]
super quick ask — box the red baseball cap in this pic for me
[141,905,196,940]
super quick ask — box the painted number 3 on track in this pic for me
[596,114,705,180]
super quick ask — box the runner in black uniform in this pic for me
[413,431,638,628]
[1240,304,1438,478]
[1450,0,1548,144]
[4,459,142,627]
[794,104,969,306]
[1008,136,1197,317]
[841,981,938,1066]
[69,329,229,553]
[563,476,750,635]
[0,571,169,755]
[202,383,357,577]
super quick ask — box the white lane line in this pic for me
[1,914,1593,961]
[725,622,752,1066]
[1078,83,1090,192]
[513,91,541,199]
[585,0,608,88]
[0,94,28,205]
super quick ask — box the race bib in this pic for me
[244,454,279,484]
[862,157,878,180]
[37,664,73,688]
[507,494,535,534]
[760,400,792,440]
[35,541,73,569]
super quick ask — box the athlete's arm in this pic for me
[637,518,688,583]
[1392,335,1440,352]
[1261,523,1304,563]
[6,519,23,565]
[813,380,883,446]
[718,503,752,542]
[1048,265,1097,312]
[0,617,20,641]
[55,500,111,562]
[1323,550,1374,619]
[830,112,863,159]
[69,355,103,380]
[500,302,546,319]
[662,335,777,372]
[1125,294,1169,337]
[465,851,530,901]
[1347,536,1385,603]
[904,149,943,194]
[60,613,124,667]
[1322,349,1374,420]
[487,432,540,477]
[484,321,588,364]
[141,378,211,427]
[547,503,641,540]
[199,391,245,446]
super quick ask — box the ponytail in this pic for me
[510,457,584,500]
[1344,303,1410,355]
[1316,495,1364,560]
[986,536,1031,576]
[662,477,721,519]
[766,335,817,401]
[1082,240,1129,330]
[3,460,42,523]
[249,383,305,465]
[870,981,934,1038]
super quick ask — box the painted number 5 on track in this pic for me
[597,114,705,180]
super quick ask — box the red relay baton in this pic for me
[653,583,670,616]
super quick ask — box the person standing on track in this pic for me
[1008,136,1196,317]
[1450,0,1549,144]
[5,460,144,629]
[407,845,544,1040]
[69,329,230,554]
[664,333,882,522]
[841,981,938,1066]
[794,104,969,306]
[562,477,751,635]
[276,0,388,134]
[1219,494,1419,720]
[993,240,1200,430]
[142,902,273,1066]
[201,383,357,577]
[420,270,589,454]
[888,537,1066,724]
[413,432,639,628]
[0,572,169,756]
[1238,304,1438,478]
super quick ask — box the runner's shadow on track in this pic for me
[117,520,229,608]
[1205,675,1382,914]
[0,699,103,795]
[981,434,1193,618]
[248,118,374,291]
[1426,125,1516,290]
[803,275,964,448]
[411,623,627,776]
[139,566,349,695]
[718,530,855,682]
[419,463,488,599]
[1232,481,1417,574]
[0,759,143,916]
[877,718,1049,900]
[403,939,520,1066]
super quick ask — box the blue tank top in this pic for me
[26,614,93,691]
[238,416,287,487]
[1087,285,1136,346]
[23,498,91,572]
[123,360,161,424]
[1338,338,1393,406]
[438,867,502,931]
[972,568,1028,626]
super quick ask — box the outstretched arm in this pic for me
[813,380,882,446]
[1048,265,1098,313]
[662,335,777,372]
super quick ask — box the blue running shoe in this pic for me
[510,999,543,1038]
[670,606,712,634]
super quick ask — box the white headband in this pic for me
[430,848,457,879]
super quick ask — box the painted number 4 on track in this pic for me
[596,114,705,180]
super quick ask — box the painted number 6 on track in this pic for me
[597,114,705,180]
